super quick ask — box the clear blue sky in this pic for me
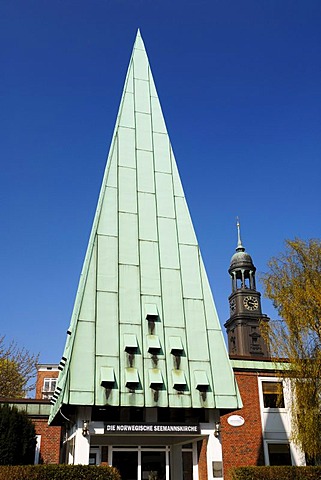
[1,1,320,363]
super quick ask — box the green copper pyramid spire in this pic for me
[49,30,241,424]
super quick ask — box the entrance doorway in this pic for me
[112,447,168,480]
[90,445,194,480]
[113,450,166,480]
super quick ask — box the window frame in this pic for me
[264,440,293,466]
[42,377,57,399]
[258,377,286,412]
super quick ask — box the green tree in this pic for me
[261,238,321,463]
[0,337,39,398]
[0,404,36,464]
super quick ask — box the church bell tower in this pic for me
[224,221,270,357]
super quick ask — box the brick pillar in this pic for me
[198,438,208,480]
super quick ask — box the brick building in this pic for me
[32,364,61,463]
[35,364,59,400]
[220,225,305,479]
[221,363,306,480]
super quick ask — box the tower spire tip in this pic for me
[236,217,245,252]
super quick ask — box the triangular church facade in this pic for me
[49,30,241,479]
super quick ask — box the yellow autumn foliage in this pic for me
[261,238,321,462]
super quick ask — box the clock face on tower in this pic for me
[243,296,259,311]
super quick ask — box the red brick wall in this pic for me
[221,371,265,480]
[198,438,208,480]
[33,418,61,464]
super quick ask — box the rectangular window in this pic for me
[262,381,285,408]
[42,378,57,399]
[268,443,292,465]
[101,446,109,463]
